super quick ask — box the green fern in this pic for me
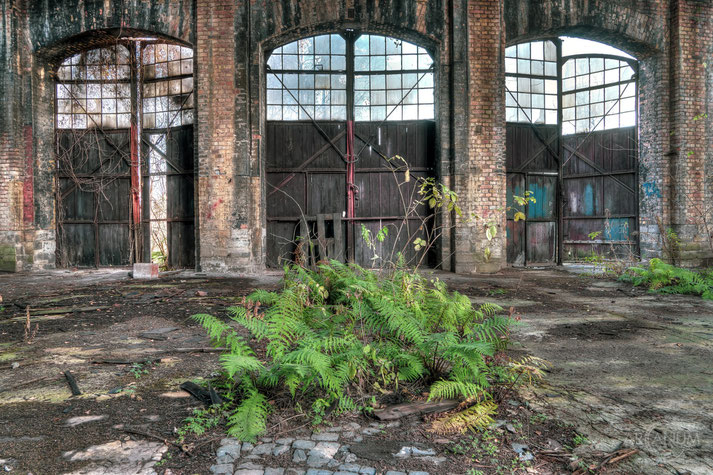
[226,377,270,443]
[621,258,713,300]
[192,261,517,441]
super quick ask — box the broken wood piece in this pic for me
[90,358,163,365]
[64,370,81,396]
[331,212,343,260]
[121,427,187,452]
[180,381,223,407]
[374,399,460,420]
[607,449,639,465]
[138,333,169,341]
[169,347,226,353]
[317,214,328,259]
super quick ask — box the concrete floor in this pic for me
[442,268,713,474]
[1,267,712,474]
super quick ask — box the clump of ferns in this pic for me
[192,260,527,442]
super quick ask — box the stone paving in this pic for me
[210,422,443,475]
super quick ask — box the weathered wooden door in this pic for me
[266,122,348,267]
[352,121,435,267]
[561,127,638,259]
[506,124,559,266]
[56,130,133,267]
[265,121,435,268]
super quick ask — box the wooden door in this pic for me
[56,130,133,267]
[506,124,559,266]
[561,127,638,259]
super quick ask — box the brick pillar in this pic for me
[196,0,262,272]
[0,0,33,272]
[454,0,506,273]
[668,0,713,265]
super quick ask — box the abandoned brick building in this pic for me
[0,0,711,273]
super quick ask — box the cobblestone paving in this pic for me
[210,422,444,475]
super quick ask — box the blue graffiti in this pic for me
[605,218,630,241]
[642,182,662,199]
[583,183,595,216]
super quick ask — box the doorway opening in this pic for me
[54,39,195,269]
[505,37,638,266]
[265,32,437,268]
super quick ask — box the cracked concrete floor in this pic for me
[1,267,711,474]
[444,267,713,475]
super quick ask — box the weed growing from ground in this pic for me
[620,258,713,299]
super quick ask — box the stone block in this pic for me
[132,263,158,279]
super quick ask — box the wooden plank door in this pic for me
[56,130,132,267]
[561,127,638,260]
[505,123,559,266]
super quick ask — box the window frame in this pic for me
[265,31,436,123]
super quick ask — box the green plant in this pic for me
[478,191,536,261]
[529,412,548,424]
[572,433,588,447]
[192,261,517,442]
[620,258,713,299]
[487,289,507,296]
[129,360,155,379]
[177,405,224,442]
[154,451,172,467]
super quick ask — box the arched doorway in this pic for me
[264,32,436,268]
[54,39,195,268]
[505,37,638,266]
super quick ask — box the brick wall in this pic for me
[667,0,713,265]
[3,0,713,272]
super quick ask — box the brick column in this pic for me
[0,1,35,272]
[454,0,506,273]
[668,0,713,264]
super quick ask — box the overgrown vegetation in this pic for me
[620,258,713,299]
[193,261,545,442]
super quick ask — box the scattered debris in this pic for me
[63,370,81,396]
[132,263,159,280]
[180,381,223,406]
[64,415,108,427]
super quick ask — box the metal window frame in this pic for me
[266,31,436,122]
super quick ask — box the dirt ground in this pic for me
[0,267,711,474]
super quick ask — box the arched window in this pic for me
[55,42,194,130]
[54,40,195,269]
[504,37,639,267]
[56,45,132,129]
[266,33,435,122]
[504,37,637,134]
[264,32,437,268]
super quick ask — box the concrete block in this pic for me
[132,263,158,279]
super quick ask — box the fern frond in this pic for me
[226,378,270,442]
[429,401,498,434]
[428,379,486,401]
[220,354,265,378]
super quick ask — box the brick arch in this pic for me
[31,26,197,262]
[36,28,192,67]
[260,23,441,58]
[251,0,445,49]
[504,0,666,58]
[27,1,193,54]
[502,2,672,261]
